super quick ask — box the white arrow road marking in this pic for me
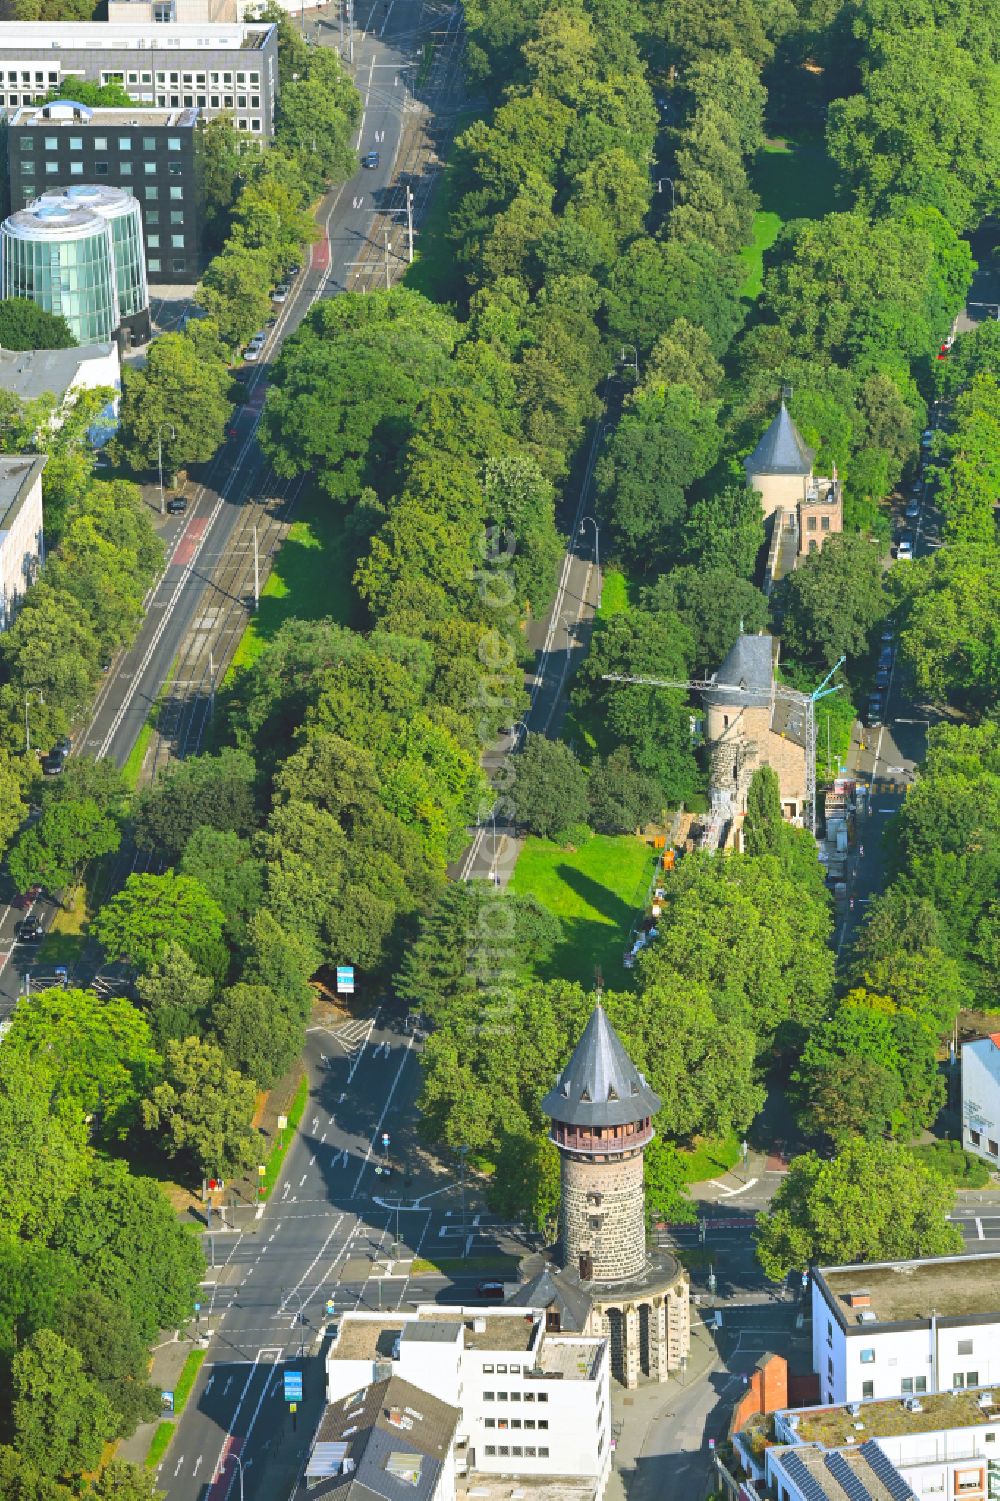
[193,1456,204,1476]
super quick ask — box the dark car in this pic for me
[166,496,188,515]
[875,666,890,689]
[904,500,921,520]
[475,1281,505,1300]
[362,150,380,168]
[867,694,883,727]
[14,915,44,943]
[13,884,42,909]
[41,739,70,775]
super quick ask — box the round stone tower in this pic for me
[542,1005,661,1285]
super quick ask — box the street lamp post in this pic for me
[580,515,601,608]
[655,176,675,208]
[619,343,639,376]
[230,1452,245,1501]
[458,1144,469,1257]
[24,687,43,754]
[157,422,176,517]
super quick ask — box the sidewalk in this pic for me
[116,1328,205,1467]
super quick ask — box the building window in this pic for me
[143,136,157,151]
[902,1379,914,1394]
[146,187,158,201]
[147,235,160,248]
[484,1419,495,1430]
[167,135,182,150]
[498,1421,508,1432]
[147,211,160,225]
[538,1420,548,1431]
[510,1392,520,1403]
[991,1141,999,1157]
[250,119,262,132]
[523,1393,535,1403]
[821,516,831,531]
[95,162,109,176]
[539,1448,549,1459]
[524,1420,535,1430]
[538,1394,548,1403]
[806,516,817,531]
[170,187,184,200]
[497,1393,507,1403]
[93,135,107,150]
[524,1447,536,1458]
[144,162,157,175]
[512,1446,523,1457]
[863,1381,874,1400]
[69,161,83,176]
[18,137,32,153]
[827,1358,834,1380]
[170,211,184,224]
[954,1374,966,1389]
[149,258,161,272]
[511,1420,521,1430]
[496,1365,506,1375]
[21,159,34,175]
[485,1447,496,1458]
[959,1341,974,1356]
[860,1350,875,1364]
[498,1447,509,1458]
[482,1365,493,1375]
[972,1130,982,1145]
[809,539,818,552]
[120,162,133,176]
[956,1473,984,1493]
[510,1366,520,1375]
[45,159,59,174]
[483,1393,494,1402]
[44,135,57,149]
[969,1372,980,1387]
[915,1378,927,1394]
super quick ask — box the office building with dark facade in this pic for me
[0,21,278,137]
[8,99,200,282]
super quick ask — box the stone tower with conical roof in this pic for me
[542,1004,661,1285]
[743,400,816,521]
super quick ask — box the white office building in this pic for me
[811,1255,1000,1407]
[322,1305,613,1501]
[962,1038,1000,1167]
[0,454,45,631]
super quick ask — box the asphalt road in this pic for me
[161,1007,513,1501]
[0,0,455,1022]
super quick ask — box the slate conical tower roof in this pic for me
[541,1005,661,1129]
[744,402,814,477]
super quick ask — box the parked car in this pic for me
[879,644,893,667]
[905,500,921,520]
[243,343,262,363]
[876,666,890,689]
[896,538,914,561]
[41,737,70,775]
[921,429,934,448]
[475,1281,505,1301]
[14,915,44,943]
[166,496,188,515]
[13,884,42,909]
[272,283,291,303]
[361,150,380,168]
[867,694,883,727]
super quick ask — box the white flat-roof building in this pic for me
[0,453,45,630]
[812,1256,1000,1407]
[326,1306,612,1501]
[962,1038,1000,1167]
[735,1385,1000,1501]
[0,21,278,135]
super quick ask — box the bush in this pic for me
[909,1140,991,1187]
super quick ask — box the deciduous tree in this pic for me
[142,1036,257,1178]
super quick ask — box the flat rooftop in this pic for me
[784,1387,1000,1447]
[820,1255,1000,1325]
[0,343,115,403]
[771,1442,911,1501]
[422,1311,538,1353]
[0,21,273,48]
[460,1475,599,1501]
[335,1318,404,1362]
[13,106,198,128]
[0,454,45,528]
[536,1339,602,1382]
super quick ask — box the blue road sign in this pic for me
[284,1370,303,1403]
[336,965,355,995]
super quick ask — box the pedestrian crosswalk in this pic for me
[860,779,907,794]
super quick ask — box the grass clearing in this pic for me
[740,132,840,299]
[260,1071,309,1197]
[411,1254,520,1277]
[34,884,90,970]
[227,488,355,678]
[122,657,177,791]
[597,568,632,620]
[676,1132,740,1184]
[173,1348,207,1413]
[510,833,656,987]
[145,1422,174,1469]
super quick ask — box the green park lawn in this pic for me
[740,132,841,297]
[510,833,656,987]
[227,487,355,676]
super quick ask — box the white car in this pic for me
[920,429,934,448]
[272,283,290,304]
[896,539,914,561]
[243,343,262,362]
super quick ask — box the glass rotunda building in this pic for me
[0,184,150,345]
